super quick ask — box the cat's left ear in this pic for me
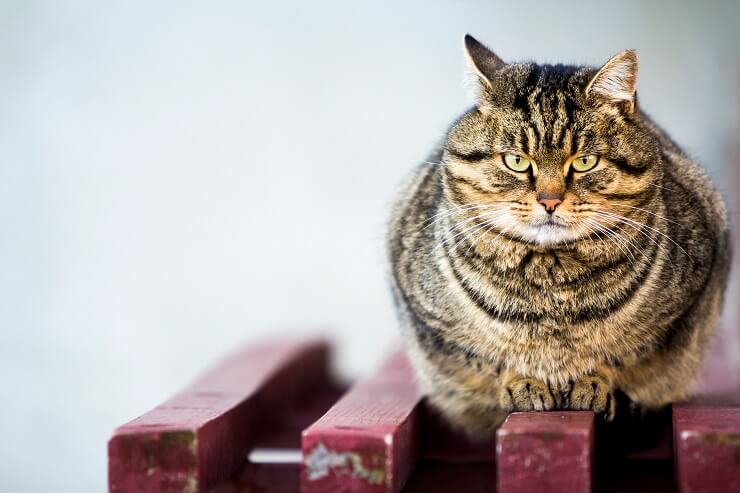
[464,34,505,87]
[586,50,638,112]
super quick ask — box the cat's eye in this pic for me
[503,153,531,172]
[572,155,600,172]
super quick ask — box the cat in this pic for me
[387,34,731,433]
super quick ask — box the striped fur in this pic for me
[387,36,731,433]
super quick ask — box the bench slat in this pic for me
[673,404,740,493]
[496,411,595,493]
[301,351,422,493]
[108,338,330,493]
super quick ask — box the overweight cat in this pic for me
[388,35,731,433]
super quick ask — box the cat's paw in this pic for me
[500,376,555,412]
[568,373,615,420]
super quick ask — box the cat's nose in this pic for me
[538,194,563,213]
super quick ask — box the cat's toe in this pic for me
[500,377,555,412]
[569,374,615,420]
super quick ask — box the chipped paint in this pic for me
[701,432,740,446]
[304,442,385,485]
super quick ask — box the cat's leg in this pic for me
[410,344,507,433]
[499,370,556,412]
[428,387,507,433]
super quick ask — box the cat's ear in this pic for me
[586,49,638,112]
[464,34,505,91]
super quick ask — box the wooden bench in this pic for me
[109,336,740,492]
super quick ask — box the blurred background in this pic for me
[1,0,738,491]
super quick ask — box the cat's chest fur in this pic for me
[443,243,657,376]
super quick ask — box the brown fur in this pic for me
[387,35,731,433]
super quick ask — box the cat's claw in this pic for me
[500,377,555,412]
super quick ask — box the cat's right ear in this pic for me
[464,34,505,106]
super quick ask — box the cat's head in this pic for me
[442,35,661,247]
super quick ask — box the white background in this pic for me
[1,1,738,491]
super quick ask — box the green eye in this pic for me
[572,155,599,172]
[503,153,531,172]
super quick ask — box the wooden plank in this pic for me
[208,378,346,492]
[673,404,740,493]
[108,338,330,493]
[496,411,595,493]
[301,351,422,493]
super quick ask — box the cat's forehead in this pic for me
[496,62,591,99]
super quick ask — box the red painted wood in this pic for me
[673,403,740,493]
[108,338,331,493]
[496,411,595,493]
[301,351,422,493]
[208,379,347,492]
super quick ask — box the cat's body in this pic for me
[388,36,731,433]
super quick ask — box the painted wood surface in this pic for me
[673,403,740,493]
[108,338,330,493]
[301,351,422,493]
[496,411,594,493]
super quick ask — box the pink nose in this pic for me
[538,197,562,212]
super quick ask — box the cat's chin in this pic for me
[515,223,583,247]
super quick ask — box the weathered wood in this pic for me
[108,338,330,493]
[301,351,422,493]
[673,403,740,493]
[208,378,346,492]
[496,411,595,493]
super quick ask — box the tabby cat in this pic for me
[388,35,731,433]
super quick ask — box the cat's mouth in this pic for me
[541,217,566,227]
[515,216,582,246]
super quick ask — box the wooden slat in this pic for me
[208,377,346,492]
[301,351,422,493]
[673,404,740,493]
[108,338,330,493]
[496,411,595,493]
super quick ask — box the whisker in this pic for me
[592,216,649,262]
[435,210,508,251]
[582,217,637,263]
[592,210,691,259]
[440,209,507,238]
[419,200,517,230]
[610,203,679,225]
[419,203,499,231]
[464,218,504,256]
[591,211,670,257]
[447,216,505,254]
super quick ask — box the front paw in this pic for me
[500,376,555,412]
[568,373,615,420]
